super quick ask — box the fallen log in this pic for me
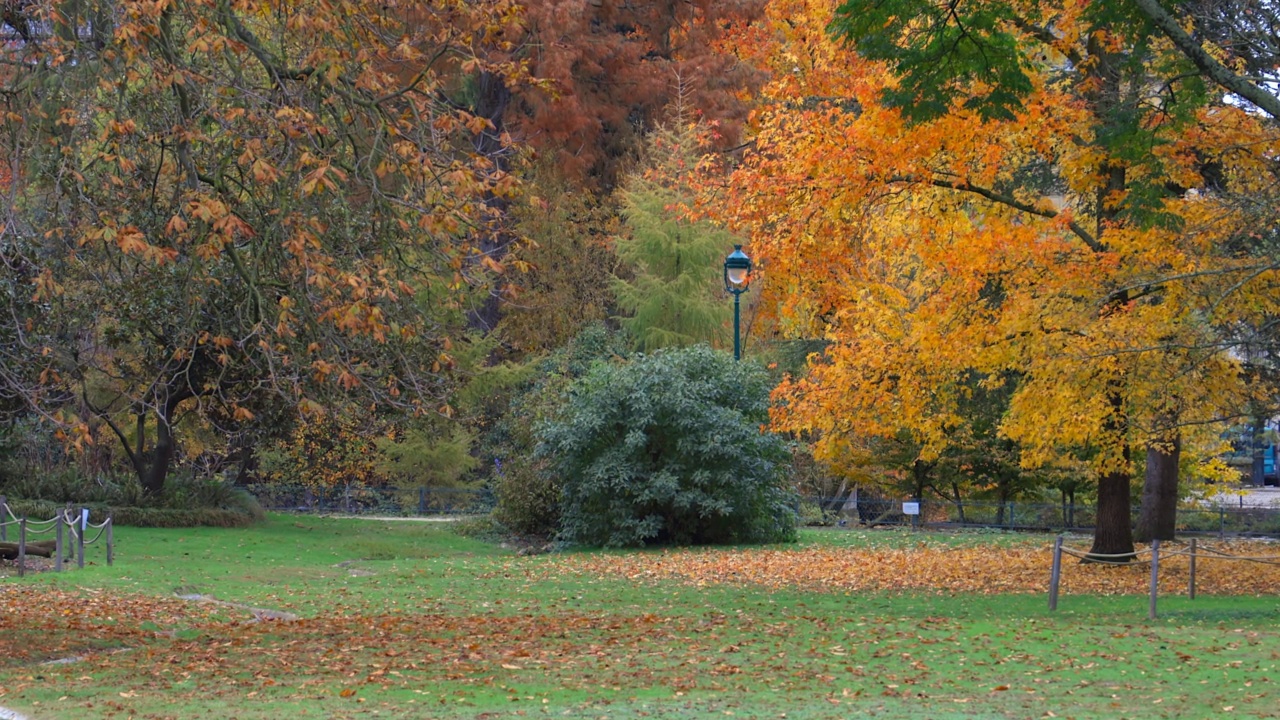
[0,541,55,559]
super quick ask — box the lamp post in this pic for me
[723,244,752,360]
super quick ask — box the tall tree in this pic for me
[451,0,766,334]
[0,0,528,493]
[507,0,766,190]
[614,118,736,351]
[707,0,1280,555]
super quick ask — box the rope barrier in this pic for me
[82,524,107,546]
[1055,545,1153,559]
[1162,547,1280,565]
[1050,536,1280,619]
[1184,543,1280,561]
[3,506,114,575]
[1059,546,1153,565]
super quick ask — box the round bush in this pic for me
[539,345,797,547]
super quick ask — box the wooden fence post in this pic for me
[55,510,64,572]
[17,516,26,578]
[77,507,86,569]
[1049,535,1063,610]
[1188,538,1197,600]
[1,494,6,542]
[1148,538,1160,620]
[65,504,74,564]
[106,515,114,566]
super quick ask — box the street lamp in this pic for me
[723,244,752,360]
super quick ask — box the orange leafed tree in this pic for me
[705,0,1280,555]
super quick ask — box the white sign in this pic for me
[902,502,920,516]
[81,508,89,531]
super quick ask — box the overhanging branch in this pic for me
[890,174,1103,252]
[1132,0,1280,121]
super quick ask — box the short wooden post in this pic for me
[106,515,113,566]
[1148,538,1160,620]
[55,510,64,572]
[1219,506,1226,539]
[1048,535,1063,610]
[17,517,26,578]
[64,504,74,564]
[77,508,86,569]
[419,487,427,515]
[1188,538,1197,600]
[1,494,7,542]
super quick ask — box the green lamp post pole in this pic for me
[723,245,753,360]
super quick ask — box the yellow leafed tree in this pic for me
[704,0,1280,555]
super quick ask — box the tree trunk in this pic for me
[950,481,966,523]
[142,414,175,496]
[1090,468,1135,558]
[1088,386,1135,559]
[911,460,929,500]
[1135,431,1180,542]
[139,390,188,497]
[465,69,514,335]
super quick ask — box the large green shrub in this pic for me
[540,345,797,547]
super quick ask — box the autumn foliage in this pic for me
[701,0,1280,554]
[532,537,1280,597]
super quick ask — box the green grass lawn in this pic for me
[2,516,1278,719]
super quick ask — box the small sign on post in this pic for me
[903,501,921,530]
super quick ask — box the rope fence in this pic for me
[1048,535,1280,619]
[0,495,114,577]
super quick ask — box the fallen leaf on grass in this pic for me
[522,541,1280,596]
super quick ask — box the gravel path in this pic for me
[315,514,461,522]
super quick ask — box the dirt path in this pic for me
[316,515,461,522]
[175,593,299,622]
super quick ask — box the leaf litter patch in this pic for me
[523,540,1280,596]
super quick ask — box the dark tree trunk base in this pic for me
[1089,468,1136,560]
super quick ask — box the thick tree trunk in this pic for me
[141,416,175,497]
[1135,432,1180,542]
[1089,385,1135,559]
[1090,469,1135,558]
[139,391,188,497]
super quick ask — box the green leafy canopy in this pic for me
[830,0,1036,122]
